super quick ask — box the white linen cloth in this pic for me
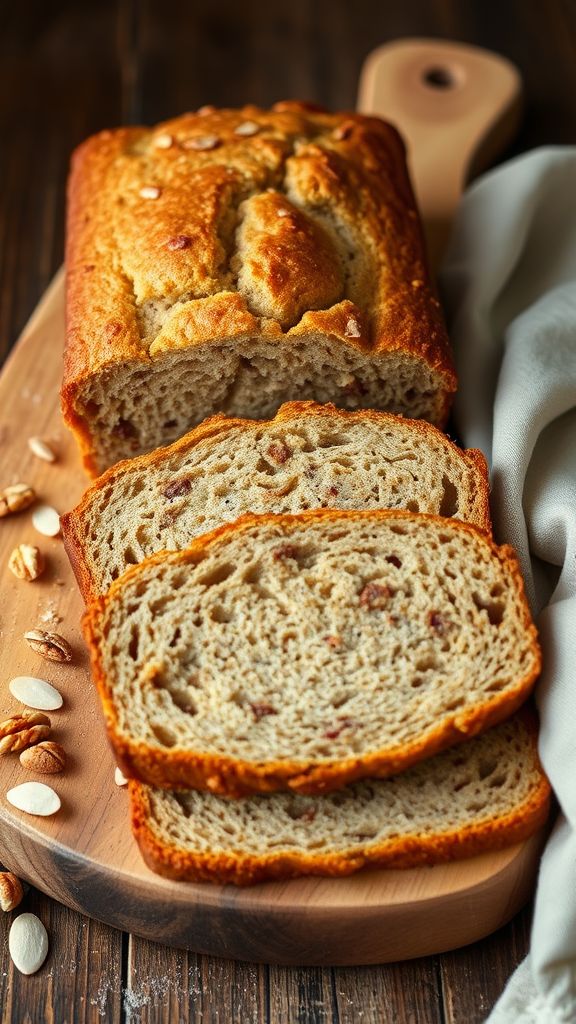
[440,147,576,1024]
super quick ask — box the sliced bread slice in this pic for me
[130,711,550,885]
[61,402,490,602]
[83,509,540,796]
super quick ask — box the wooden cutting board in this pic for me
[0,42,537,965]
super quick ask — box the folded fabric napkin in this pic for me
[441,147,576,1024]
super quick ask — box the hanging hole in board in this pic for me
[423,66,456,89]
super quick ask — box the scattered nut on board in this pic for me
[9,676,63,711]
[6,782,61,817]
[0,484,36,518]
[31,504,60,537]
[27,437,56,463]
[8,543,45,581]
[0,711,51,754]
[115,767,128,787]
[0,872,24,912]
[24,629,72,663]
[20,741,66,774]
[9,914,49,974]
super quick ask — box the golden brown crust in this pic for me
[62,102,456,471]
[128,708,550,885]
[61,401,491,603]
[82,509,540,797]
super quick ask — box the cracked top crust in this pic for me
[64,100,454,386]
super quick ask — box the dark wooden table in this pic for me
[1,2,574,1021]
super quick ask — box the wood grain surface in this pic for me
[1,1,575,1021]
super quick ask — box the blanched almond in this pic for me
[7,782,61,816]
[9,676,63,711]
[9,914,49,974]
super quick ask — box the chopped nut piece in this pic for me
[20,741,66,774]
[234,120,260,136]
[166,235,192,251]
[24,630,72,663]
[344,317,362,338]
[154,133,173,149]
[273,544,299,562]
[27,437,56,463]
[249,702,277,721]
[115,767,128,787]
[183,135,220,151]
[324,717,354,740]
[266,442,292,464]
[139,186,162,199]
[429,611,453,635]
[8,544,45,581]
[163,477,192,500]
[0,484,36,518]
[359,582,391,610]
[0,873,24,912]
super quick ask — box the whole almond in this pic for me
[24,629,72,663]
[0,484,36,518]
[0,723,51,755]
[0,872,24,912]
[8,544,45,581]
[27,437,56,463]
[20,741,66,774]
[9,913,49,974]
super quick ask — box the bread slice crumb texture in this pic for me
[85,510,540,794]
[62,402,490,601]
[130,712,550,884]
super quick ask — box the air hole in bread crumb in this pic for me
[410,676,424,689]
[151,723,178,747]
[439,474,459,517]
[390,524,408,536]
[406,500,419,512]
[128,625,140,661]
[210,604,232,624]
[197,562,236,587]
[489,773,507,788]
[169,627,181,647]
[473,593,505,625]
[484,680,504,692]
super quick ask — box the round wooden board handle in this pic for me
[357,38,522,268]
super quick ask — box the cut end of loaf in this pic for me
[84,510,540,795]
[129,711,550,885]
[65,340,453,475]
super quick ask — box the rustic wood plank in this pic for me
[440,902,532,1024]
[268,965,336,1024]
[0,882,123,1023]
[332,961,443,1024]
[125,938,268,1022]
